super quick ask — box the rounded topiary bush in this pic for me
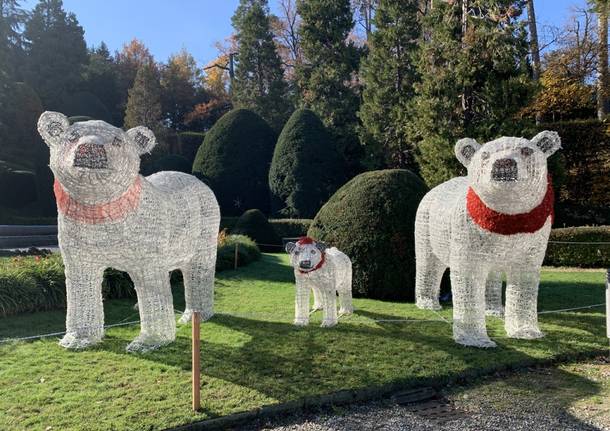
[179,131,205,165]
[152,154,191,174]
[192,109,276,215]
[308,169,428,301]
[269,109,345,218]
[61,91,112,123]
[233,209,281,252]
[0,163,38,209]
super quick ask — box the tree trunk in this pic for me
[597,0,608,120]
[526,0,542,124]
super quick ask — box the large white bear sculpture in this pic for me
[415,131,560,348]
[38,112,220,352]
[286,237,353,327]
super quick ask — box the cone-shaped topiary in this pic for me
[233,209,281,252]
[308,169,428,300]
[269,109,345,218]
[192,109,276,215]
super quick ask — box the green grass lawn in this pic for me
[0,254,607,431]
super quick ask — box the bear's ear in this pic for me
[454,138,481,167]
[38,111,70,147]
[285,242,296,254]
[126,126,157,155]
[315,241,328,253]
[531,131,561,157]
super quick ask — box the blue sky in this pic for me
[21,0,589,66]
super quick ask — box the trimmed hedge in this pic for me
[0,236,261,317]
[269,109,344,218]
[544,226,610,268]
[0,162,38,209]
[152,154,192,174]
[269,218,312,239]
[233,209,281,252]
[192,109,277,215]
[309,169,429,300]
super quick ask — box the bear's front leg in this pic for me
[451,266,496,348]
[311,286,323,313]
[505,270,544,339]
[294,278,310,326]
[485,271,504,318]
[128,270,176,352]
[59,262,105,349]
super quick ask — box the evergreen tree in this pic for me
[231,0,291,132]
[296,0,362,176]
[412,0,532,187]
[358,0,420,170]
[124,63,162,132]
[83,42,121,125]
[23,0,87,109]
[0,0,27,79]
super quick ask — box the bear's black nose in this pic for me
[299,260,312,269]
[491,158,518,182]
[73,143,108,169]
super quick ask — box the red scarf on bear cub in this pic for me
[54,177,142,224]
[466,176,554,235]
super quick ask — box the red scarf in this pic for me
[466,177,554,235]
[54,177,142,224]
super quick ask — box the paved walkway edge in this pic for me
[165,349,607,431]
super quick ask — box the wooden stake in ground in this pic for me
[234,243,239,270]
[192,311,201,412]
[606,269,610,359]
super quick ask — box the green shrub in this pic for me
[178,131,205,165]
[544,226,610,268]
[0,162,38,209]
[152,154,192,174]
[309,169,428,300]
[233,209,281,251]
[269,109,344,218]
[269,218,312,238]
[216,234,261,271]
[192,109,277,215]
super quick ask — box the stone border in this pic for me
[165,349,607,431]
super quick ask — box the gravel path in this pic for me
[245,361,610,431]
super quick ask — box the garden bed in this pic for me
[0,254,607,431]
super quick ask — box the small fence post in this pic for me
[192,311,201,412]
[606,269,610,360]
[234,243,239,270]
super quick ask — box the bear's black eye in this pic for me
[521,147,534,157]
[67,130,79,143]
[111,137,123,147]
[294,250,300,256]
[311,250,316,255]
[480,151,490,160]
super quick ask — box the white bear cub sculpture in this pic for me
[38,112,220,352]
[415,131,560,348]
[286,237,353,327]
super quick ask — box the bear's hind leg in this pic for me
[127,270,176,352]
[485,271,504,317]
[338,264,353,315]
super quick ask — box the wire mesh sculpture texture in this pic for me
[38,111,220,352]
[286,237,353,327]
[415,131,561,348]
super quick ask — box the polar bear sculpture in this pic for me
[415,131,560,348]
[286,237,353,327]
[38,112,220,352]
